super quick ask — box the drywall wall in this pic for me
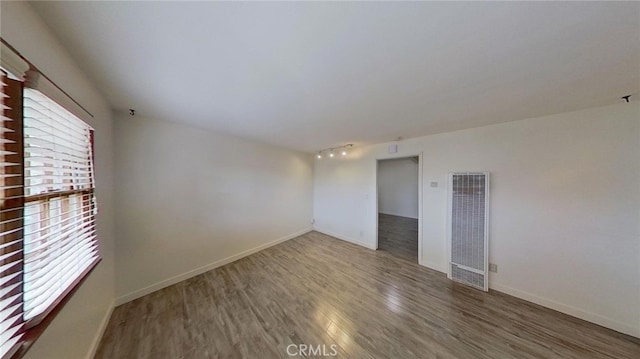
[114,114,314,302]
[1,2,116,358]
[313,102,640,337]
[377,157,419,219]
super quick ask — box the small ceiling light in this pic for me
[315,144,354,160]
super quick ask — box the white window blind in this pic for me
[22,88,98,322]
[1,69,99,359]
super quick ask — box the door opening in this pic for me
[376,156,421,263]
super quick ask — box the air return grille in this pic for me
[448,173,489,291]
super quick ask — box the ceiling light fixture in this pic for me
[315,144,353,160]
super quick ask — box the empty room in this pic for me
[0,1,639,359]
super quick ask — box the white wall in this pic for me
[114,114,314,302]
[377,157,418,219]
[313,102,640,337]
[1,2,116,358]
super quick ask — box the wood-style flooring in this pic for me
[96,231,640,359]
[377,213,418,263]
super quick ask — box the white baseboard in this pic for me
[85,300,115,359]
[313,227,377,250]
[490,282,639,338]
[115,228,312,306]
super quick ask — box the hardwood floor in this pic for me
[96,231,640,359]
[377,213,418,263]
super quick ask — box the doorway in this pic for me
[376,156,421,263]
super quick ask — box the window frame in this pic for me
[1,70,101,359]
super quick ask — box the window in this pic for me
[1,66,99,359]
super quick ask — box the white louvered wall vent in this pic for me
[447,172,490,291]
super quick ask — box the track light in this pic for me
[315,144,353,160]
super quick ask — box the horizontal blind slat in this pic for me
[24,247,96,294]
[0,260,21,276]
[24,254,95,319]
[0,303,22,325]
[24,245,96,297]
[24,97,89,133]
[24,210,95,241]
[25,228,96,266]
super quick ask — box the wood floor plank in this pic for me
[96,230,640,359]
[378,213,418,263]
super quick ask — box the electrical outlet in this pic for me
[489,263,498,273]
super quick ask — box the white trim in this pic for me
[1,42,29,80]
[446,174,452,280]
[484,173,490,290]
[417,155,423,266]
[85,300,114,359]
[115,228,312,305]
[490,282,640,338]
[314,228,377,250]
